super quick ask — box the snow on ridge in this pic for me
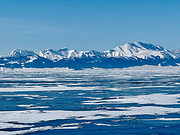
[104,41,176,59]
[25,56,38,63]
[172,49,180,57]
[7,49,37,57]
[5,42,178,61]
[67,49,79,58]
[38,49,65,62]
[38,48,80,61]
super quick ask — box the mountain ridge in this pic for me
[1,41,180,69]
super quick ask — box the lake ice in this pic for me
[0,66,180,135]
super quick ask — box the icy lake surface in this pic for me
[0,66,180,135]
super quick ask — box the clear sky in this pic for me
[0,0,180,55]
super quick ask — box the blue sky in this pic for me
[0,0,180,55]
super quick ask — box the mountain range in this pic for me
[1,41,180,69]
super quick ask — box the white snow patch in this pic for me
[156,118,180,121]
[0,85,98,92]
[94,123,112,126]
[82,93,180,105]
[0,106,180,124]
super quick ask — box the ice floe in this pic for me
[0,106,180,124]
[82,93,180,105]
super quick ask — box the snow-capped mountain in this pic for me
[77,50,105,58]
[104,41,176,59]
[1,41,180,69]
[38,48,67,62]
[7,49,37,57]
[38,48,84,62]
[172,49,180,57]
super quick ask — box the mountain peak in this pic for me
[1,41,180,69]
[5,41,178,62]
[105,41,176,59]
[7,49,36,57]
[121,41,165,51]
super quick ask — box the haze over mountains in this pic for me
[1,41,180,69]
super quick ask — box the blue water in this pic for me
[0,68,180,135]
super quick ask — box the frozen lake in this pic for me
[0,66,180,135]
